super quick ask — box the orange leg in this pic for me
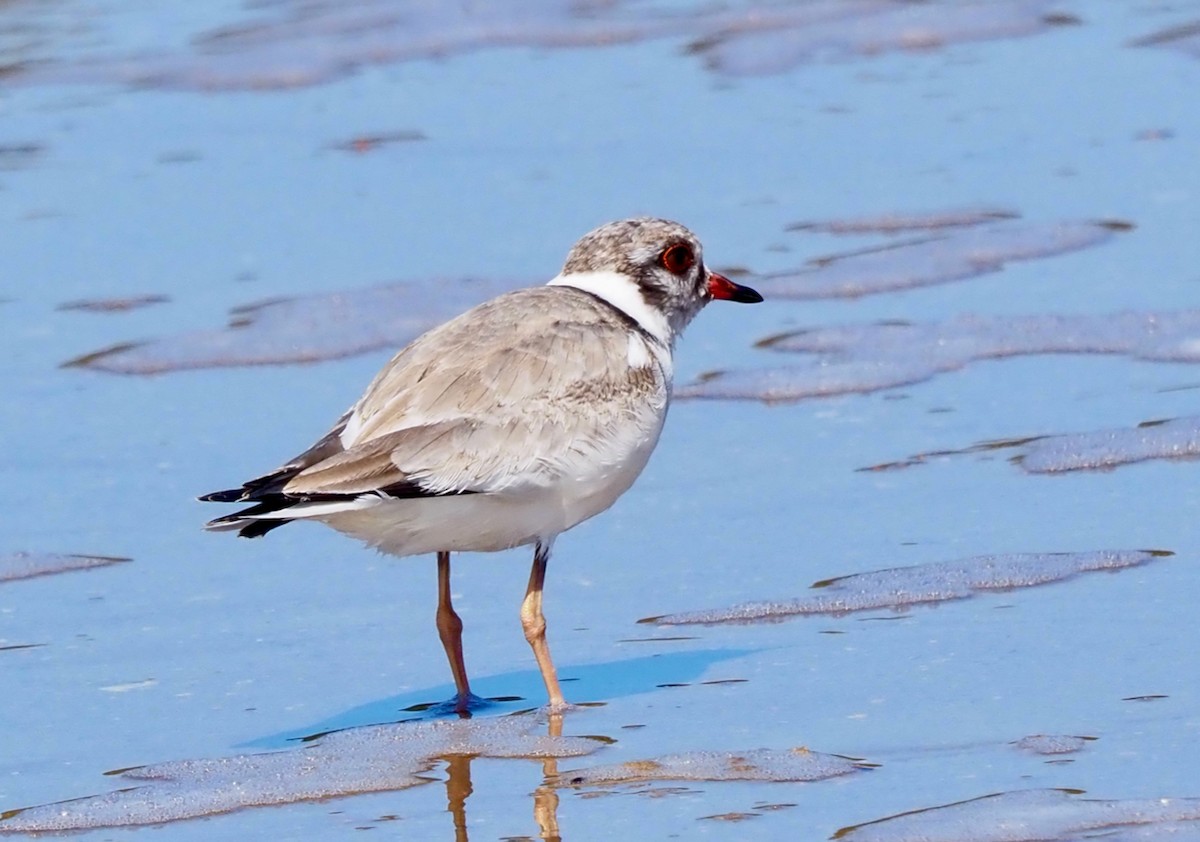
[436,550,472,715]
[520,541,566,709]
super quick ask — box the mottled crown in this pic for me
[561,217,700,277]
[558,217,714,342]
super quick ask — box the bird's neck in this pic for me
[547,270,674,348]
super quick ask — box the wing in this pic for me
[205,286,668,510]
[282,286,669,497]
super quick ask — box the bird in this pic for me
[200,217,762,713]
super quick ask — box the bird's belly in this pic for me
[319,425,661,558]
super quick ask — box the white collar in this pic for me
[547,270,671,346]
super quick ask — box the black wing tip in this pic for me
[204,508,294,539]
[205,511,248,527]
[198,488,246,503]
[199,464,306,504]
[238,519,289,538]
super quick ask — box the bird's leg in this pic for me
[436,550,473,715]
[521,540,566,709]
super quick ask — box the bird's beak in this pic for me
[707,271,764,304]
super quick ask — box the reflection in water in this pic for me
[534,713,565,842]
[440,713,562,841]
[431,712,869,840]
[422,712,564,841]
[445,754,473,842]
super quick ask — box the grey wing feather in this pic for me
[280,287,667,498]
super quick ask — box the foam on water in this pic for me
[834,789,1200,842]
[691,1,1063,76]
[7,1,1066,91]
[754,220,1116,299]
[0,713,602,832]
[1095,824,1200,841]
[0,143,45,171]
[64,216,1121,378]
[787,205,1018,235]
[1131,20,1200,61]
[64,278,511,375]
[57,295,171,314]
[1012,735,1095,755]
[1016,416,1200,473]
[646,550,1167,626]
[556,747,871,787]
[0,552,130,583]
[681,310,1200,402]
[861,416,1200,475]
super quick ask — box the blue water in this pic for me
[2,1,1199,838]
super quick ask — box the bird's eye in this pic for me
[659,243,695,275]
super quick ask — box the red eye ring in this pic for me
[659,243,695,275]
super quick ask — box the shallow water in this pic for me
[2,0,1200,839]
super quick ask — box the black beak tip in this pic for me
[708,272,764,304]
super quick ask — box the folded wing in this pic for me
[201,287,667,537]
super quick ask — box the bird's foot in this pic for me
[425,692,491,719]
[545,699,586,715]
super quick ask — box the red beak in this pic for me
[707,272,763,303]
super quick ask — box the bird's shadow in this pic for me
[241,647,754,749]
